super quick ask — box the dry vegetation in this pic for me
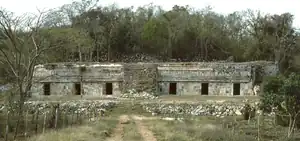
[144,116,300,141]
[23,111,300,141]
[28,118,118,141]
[123,119,143,141]
[1,99,300,141]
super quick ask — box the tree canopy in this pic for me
[1,1,300,77]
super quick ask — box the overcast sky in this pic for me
[1,0,299,28]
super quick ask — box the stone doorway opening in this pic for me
[105,83,113,95]
[233,83,240,95]
[75,83,81,95]
[169,83,177,95]
[201,83,209,95]
[43,83,50,95]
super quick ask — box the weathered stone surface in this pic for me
[157,61,276,82]
[32,63,123,96]
[31,61,278,97]
[120,89,158,100]
[123,63,158,93]
[141,100,272,117]
[33,63,124,82]
[157,61,277,96]
[0,100,118,114]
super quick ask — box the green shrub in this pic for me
[260,73,300,128]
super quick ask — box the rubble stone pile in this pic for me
[141,100,273,117]
[0,100,118,114]
[120,89,158,100]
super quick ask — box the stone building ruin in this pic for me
[30,61,278,97]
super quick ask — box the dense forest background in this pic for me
[1,0,300,83]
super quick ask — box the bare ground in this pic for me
[106,115,130,141]
[132,115,157,141]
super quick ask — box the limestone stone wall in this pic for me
[0,100,271,118]
[83,83,103,96]
[208,83,234,96]
[158,62,250,82]
[31,61,277,97]
[158,82,254,96]
[31,83,74,96]
[156,61,277,96]
[0,100,117,114]
[33,63,124,82]
[32,63,123,96]
[141,100,267,117]
[123,63,158,93]
[158,82,203,95]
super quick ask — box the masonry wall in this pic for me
[157,62,252,82]
[32,63,123,97]
[157,61,277,96]
[158,82,253,96]
[31,61,278,97]
[123,63,158,93]
[33,63,124,82]
[83,82,122,96]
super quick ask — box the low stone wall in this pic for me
[141,100,266,117]
[0,99,272,118]
[0,100,118,114]
[120,89,158,99]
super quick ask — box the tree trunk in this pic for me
[80,75,83,98]
[13,90,25,140]
[107,44,111,61]
[95,39,99,62]
[78,46,82,62]
[89,48,92,61]
[96,45,99,62]
[167,26,172,59]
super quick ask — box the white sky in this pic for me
[1,0,300,28]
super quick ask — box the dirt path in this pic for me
[106,115,130,141]
[132,115,157,141]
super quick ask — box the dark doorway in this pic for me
[201,83,209,95]
[105,83,113,95]
[43,83,50,95]
[75,83,81,95]
[169,83,177,95]
[233,83,241,95]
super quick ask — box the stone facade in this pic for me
[31,63,123,97]
[156,61,278,96]
[31,61,278,97]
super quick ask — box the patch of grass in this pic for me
[123,119,143,141]
[28,118,118,141]
[0,109,86,140]
[144,116,300,141]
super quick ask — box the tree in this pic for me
[36,3,300,64]
[260,73,300,138]
[0,8,58,138]
[2,2,298,67]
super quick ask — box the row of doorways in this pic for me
[43,83,113,95]
[168,83,241,95]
